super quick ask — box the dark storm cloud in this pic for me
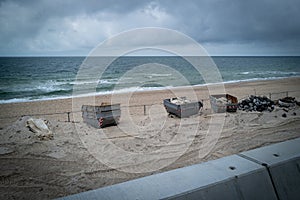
[0,0,299,55]
[175,0,300,43]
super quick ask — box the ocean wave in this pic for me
[71,79,118,85]
[2,79,116,94]
[240,72,250,75]
[209,75,300,85]
[53,69,74,73]
[0,97,32,104]
[238,71,300,76]
[41,89,74,96]
[0,95,75,104]
[145,73,172,79]
[97,86,173,95]
[0,80,67,93]
[1,75,299,104]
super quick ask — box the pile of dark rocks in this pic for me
[238,95,275,112]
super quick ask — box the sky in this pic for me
[0,0,300,56]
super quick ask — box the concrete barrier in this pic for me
[60,155,276,200]
[240,137,300,200]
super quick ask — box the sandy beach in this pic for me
[1,77,300,199]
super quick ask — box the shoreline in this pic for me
[1,76,300,105]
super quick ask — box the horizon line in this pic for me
[1,54,300,57]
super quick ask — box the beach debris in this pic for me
[278,97,297,108]
[238,95,274,112]
[26,118,53,140]
[170,97,191,105]
[216,97,232,104]
[282,113,287,118]
[210,94,238,113]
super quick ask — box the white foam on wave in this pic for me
[72,85,174,98]
[205,76,300,86]
[5,80,68,93]
[145,73,172,79]
[239,71,300,76]
[0,97,32,104]
[2,78,116,95]
[240,72,250,75]
[71,79,118,85]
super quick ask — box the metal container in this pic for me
[210,94,238,113]
[163,97,203,118]
[81,104,121,128]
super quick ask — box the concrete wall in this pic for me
[60,138,300,200]
[240,137,300,200]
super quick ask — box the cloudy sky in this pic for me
[0,0,300,56]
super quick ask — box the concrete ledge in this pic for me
[60,155,276,200]
[240,138,300,200]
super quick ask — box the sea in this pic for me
[0,56,300,104]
